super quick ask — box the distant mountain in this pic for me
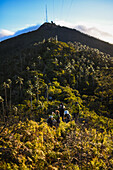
[0,22,113,57]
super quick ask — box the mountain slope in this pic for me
[0,22,113,57]
[0,38,113,118]
[0,23,113,170]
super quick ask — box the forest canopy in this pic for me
[0,38,113,169]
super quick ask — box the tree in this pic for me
[7,79,12,110]
[3,82,8,108]
[16,77,24,102]
[45,84,49,102]
[35,75,39,101]
[27,80,34,110]
[0,96,5,121]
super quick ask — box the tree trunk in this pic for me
[9,87,11,110]
[5,87,8,108]
[2,101,5,122]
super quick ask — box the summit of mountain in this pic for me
[0,22,113,57]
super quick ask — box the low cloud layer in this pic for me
[75,25,113,43]
[55,20,113,44]
[0,21,113,44]
[0,29,14,39]
[0,24,40,42]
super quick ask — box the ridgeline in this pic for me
[0,22,113,57]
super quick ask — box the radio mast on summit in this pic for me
[46,5,48,22]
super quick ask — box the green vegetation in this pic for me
[0,38,113,169]
[0,117,113,170]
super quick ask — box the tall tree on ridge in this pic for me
[7,79,12,110]
[3,82,8,108]
[35,75,39,101]
[16,77,24,102]
[27,80,34,110]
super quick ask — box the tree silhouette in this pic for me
[16,77,24,102]
[35,75,39,101]
[27,80,34,110]
[7,79,12,110]
[0,96,5,121]
[3,82,8,108]
[45,84,49,102]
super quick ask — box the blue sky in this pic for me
[0,0,113,43]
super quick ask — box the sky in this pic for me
[0,0,113,43]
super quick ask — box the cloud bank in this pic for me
[55,20,113,44]
[0,24,40,42]
[75,25,113,44]
[0,21,113,44]
[0,29,14,39]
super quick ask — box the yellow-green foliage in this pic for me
[0,114,113,169]
[0,38,113,169]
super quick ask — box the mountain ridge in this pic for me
[0,22,113,57]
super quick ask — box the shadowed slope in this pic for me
[0,22,113,57]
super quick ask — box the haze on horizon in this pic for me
[0,0,113,44]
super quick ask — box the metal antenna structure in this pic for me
[46,5,48,22]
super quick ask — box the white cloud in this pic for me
[75,25,113,44]
[0,24,40,42]
[1,21,113,44]
[0,29,14,38]
[13,24,40,36]
[55,20,75,28]
[55,20,113,44]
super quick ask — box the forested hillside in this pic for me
[0,23,113,57]
[0,38,113,169]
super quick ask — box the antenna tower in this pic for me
[46,5,48,22]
